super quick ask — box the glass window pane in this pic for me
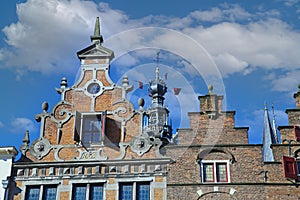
[90,184,103,200]
[72,185,86,200]
[25,186,40,200]
[137,182,150,200]
[120,183,133,200]
[216,163,227,182]
[203,163,214,182]
[297,162,300,175]
[82,115,102,145]
[43,186,57,200]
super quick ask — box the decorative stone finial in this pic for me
[42,101,49,112]
[60,77,68,88]
[208,85,214,94]
[20,130,30,155]
[23,130,30,143]
[122,75,129,87]
[138,98,145,108]
[90,17,103,44]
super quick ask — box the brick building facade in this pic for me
[3,18,300,199]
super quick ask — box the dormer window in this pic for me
[74,112,106,148]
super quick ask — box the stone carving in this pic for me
[130,135,153,156]
[30,137,51,159]
[112,98,135,123]
[74,148,108,161]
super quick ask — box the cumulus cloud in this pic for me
[1,0,300,94]
[1,0,133,77]
[0,121,4,128]
[10,117,37,134]
[270,70,300,92]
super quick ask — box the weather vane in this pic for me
[154,51,161,68]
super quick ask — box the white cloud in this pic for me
[1,0,133,77]
[10,117,37,134]
[270,70,300,92]
[1,0,300,94]
[284,0,300,6]
[0,121,4,128]
[188,4,251,23]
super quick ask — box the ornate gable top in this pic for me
[77,17,114,60]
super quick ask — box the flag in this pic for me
[165,73,168,80]
[135,80,143,89]
[174,88,181,95]
[138,81,143,89]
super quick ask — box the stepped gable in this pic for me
[177,85,249,146]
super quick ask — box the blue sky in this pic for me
[0,0,300,151]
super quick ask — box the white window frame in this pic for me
[115,177,154,200]
[200,160,230,183]
[119,182,151,200]
[24,184,58,200]
[70,180,106,200]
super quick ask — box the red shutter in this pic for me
[282,156,297,180]
[294,126,300,141]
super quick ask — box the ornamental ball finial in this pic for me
[60,77,68,88]
[138,98,145,108]
[208,85,213,94]
[42,101,49,112]
[122,75,129,87]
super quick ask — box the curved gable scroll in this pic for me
[293,148,300,158]
[197,148,236,164]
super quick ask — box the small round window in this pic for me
[87,83,100,94]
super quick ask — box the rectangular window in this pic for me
[203,163,214,182]
[72,183,103,200]
[216,163,228,182]
[120,183,133,200]
[75,112,106,148]
[90,184,104,200]
[201,161,229,183]
[136,182,150,200]
[25,186,40,200]
[119,182,150,200]
[25,185,57,200]
[72,185,86,200]
[43,186,57,200]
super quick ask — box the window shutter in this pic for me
[282,156,297,180]
[74,111,82,142]
[294,126,300,141]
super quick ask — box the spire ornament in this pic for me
[90,17,104,44]
[20,130,30,155]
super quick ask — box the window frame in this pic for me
[75,111,107,148]
[25,185,57,200]
[118,181,151,200]
[200,160,230,183]
[71,182,104,200]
